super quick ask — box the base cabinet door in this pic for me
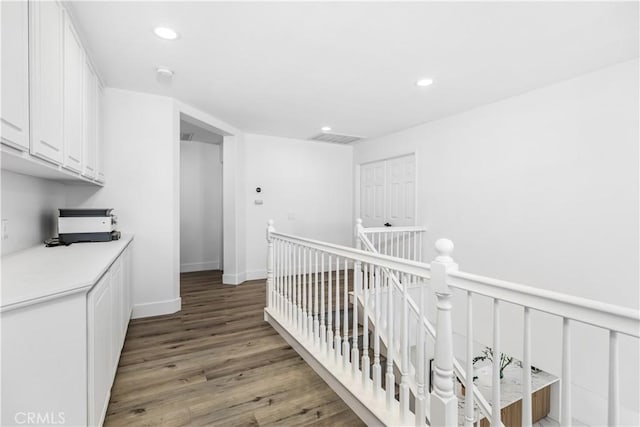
[110,256,124,375]
[88,272,113,427]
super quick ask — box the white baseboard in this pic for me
[180,261,220,273]
[222,272,245,285]
[245,270,266,281]
[132,297,181,319]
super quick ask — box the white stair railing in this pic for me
[265,220,460,426]
[265,220,640,426]
[356,220,496,426]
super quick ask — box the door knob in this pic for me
[384,222,392,227]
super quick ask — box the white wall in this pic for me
[243,134,354,279]
[180,140,222,272]
[0,171,67,255]
[354,59,639,424]
[66,88,181,318]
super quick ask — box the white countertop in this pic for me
[1,235,133,312]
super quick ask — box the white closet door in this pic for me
[386,155,416,227]
[359,154,416,227]
[360,160,386,227]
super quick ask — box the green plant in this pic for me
[472,347,514,379]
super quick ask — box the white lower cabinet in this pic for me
[88,245,132,426]
[0,241,132,427]
[88,272,113,427]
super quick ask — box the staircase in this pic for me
[263,219,640,426]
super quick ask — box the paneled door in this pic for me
[360,154,416,227]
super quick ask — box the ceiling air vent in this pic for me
[309,132,363,144]
[180,132,194,141]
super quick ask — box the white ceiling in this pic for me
[69,1,639,141]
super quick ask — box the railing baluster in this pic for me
[314,250,320,346]
[492,298,501,426]
[401,232,406,260]
[327,255,334,357]
[292,245,298,330]
[400,272,410,423]
[351,256,362,377]
[608,330,619,426]
[320,253,326,352]
[362,264,370,386]
[335,257,342,365]
[522,306,532,427]
[416,272,427,426]
[562,317,572,426]
[386,270,395,410]
[465,291,475,427]
[384,232,388,255]
[286,242,291,323]
[308,249,314,340]
[343,258,350,370]
[296,248,307,336]
[373,266,382,397]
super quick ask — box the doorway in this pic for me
[179,116,224,275]
[359,154,416,227]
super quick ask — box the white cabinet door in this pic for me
[96,85,105,182]
[110,256,124,376]
[122,245,132,334]
[62,13,84,172]
[29,0,64,164]
[359,154,416,227]
[1,0,30,151]
[82,62,97,178]
[88,272,112,427]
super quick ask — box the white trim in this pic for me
[180,261,220,273]
[132,297,181,319]
[222,272,245,285]
[245,270,266,281]
[265,309,391,426]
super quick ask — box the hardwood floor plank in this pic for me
[105,270,364,426]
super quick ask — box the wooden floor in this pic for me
[104,270,365,427]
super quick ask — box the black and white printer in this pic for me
[58,208,120,244]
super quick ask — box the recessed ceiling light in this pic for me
[321,126,332,132]
[154,27,179,40]
[416,78,434,87]
[156,66,174,78]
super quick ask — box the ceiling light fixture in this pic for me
[416,78,434,87]
[156,66,174,78]
[321,126,332,132]
[154,27,179,40]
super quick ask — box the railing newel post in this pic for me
[266,220,275,311]
[430,238,458,427]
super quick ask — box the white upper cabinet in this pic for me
[29,0,64,164]
[82,62,98,178]
[96,85,105,183]
[1,1,30,151]
[62,12,84,173]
